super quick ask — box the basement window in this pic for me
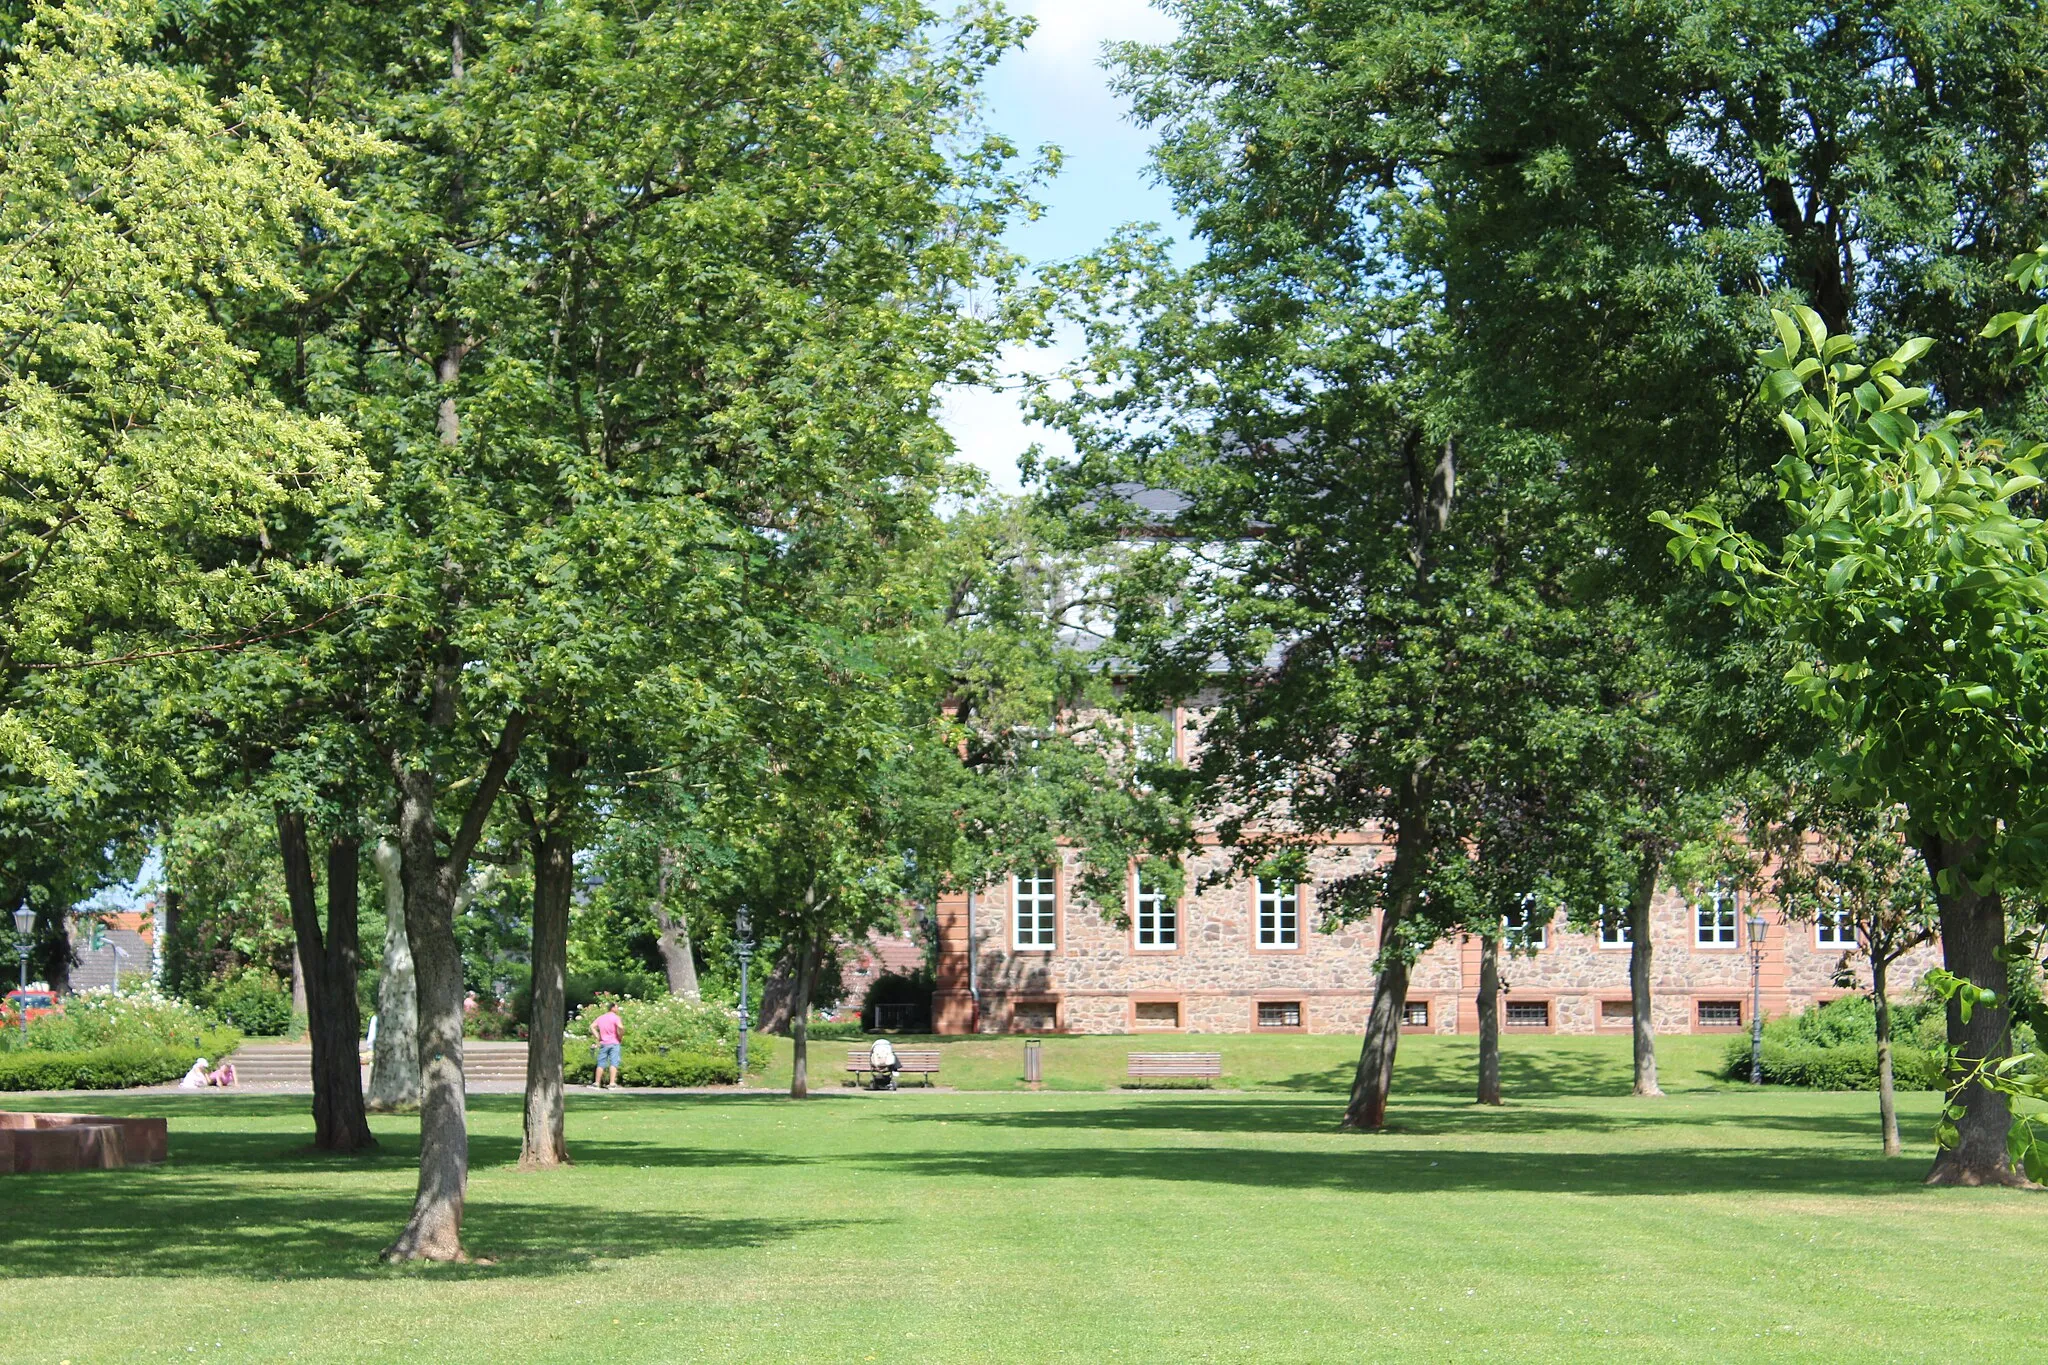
[1697,1000,1743,1029]
[1134,1001,1181,1030]
[1402,1001,1430,1028]
[1600,999,1634,1027]
[1257,1001,1302,1029]
[1504,1000,1551,1029]
[1013,1000,1057,1033]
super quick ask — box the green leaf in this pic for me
[1773,310,1802,361]
[1889,336,1933,367]
[1764,369,1805,403]
[1776,411,1807,452]
[1792,304,1827,355]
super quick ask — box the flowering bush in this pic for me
[567,994,740,1057]
[0,985,222,1053]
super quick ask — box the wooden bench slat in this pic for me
[1126,1051,1222,1079]
[844,1047,941,1085]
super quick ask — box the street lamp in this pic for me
[734,905,755,1080]
[1746,903,1768,1085]
[11,905,33,1039]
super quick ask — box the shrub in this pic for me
[568,994,741,1055]
[563,1050,740,1087]
[807,1020,866,1041]
[513,967,662,1027]
[0,986,220,1053]
[0,1028,243,1091]
[204,971,293,1037]
[1721,1037,1942,1090]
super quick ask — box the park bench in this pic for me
[846,1047,941,1087]
[1126,1052,1222,1084]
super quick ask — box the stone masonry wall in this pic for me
[933,844,1948,1037]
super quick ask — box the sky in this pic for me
[937,0,1187,495]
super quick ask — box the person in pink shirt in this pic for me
[590,1003,624,1089]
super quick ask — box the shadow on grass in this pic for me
[1264,1050,1724,1096]
[853,1140,1936,1199]
[883,1094,1900,1142]
[0,1169,855,1280]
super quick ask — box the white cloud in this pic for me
[1017,0,1176,64]
[941,338,1080,496]
[940,0,1180,496]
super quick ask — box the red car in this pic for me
[3,988,57,1026]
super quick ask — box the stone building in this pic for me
[931,834,1942,1036]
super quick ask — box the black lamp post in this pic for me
[11,905,33,1039]
[1746,903,1768,1085]
[734,905,755,1080]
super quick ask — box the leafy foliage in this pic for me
[0,985,225,1052]
[568,994,742,1059]
[1657,303,2048,880]
[0,0,367,782]
[198,971,294,1038]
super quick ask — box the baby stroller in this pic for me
[867,1037,901,1091]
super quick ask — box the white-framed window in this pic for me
[1255,879,1299,948]
[1597,909,1633,947]
[1816,909,1857,948]
[1695,893,1738,946]
[1504,895,1549,949]
[1403,1001,1430,1028]
[1133,874,1177,950]
[1013,868,1057,950]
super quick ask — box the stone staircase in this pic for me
[227,1040,532,1090]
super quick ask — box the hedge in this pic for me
[564,1049,740,1087]
[1721,1038,1942,1091]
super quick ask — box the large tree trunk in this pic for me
[1343,795,1428,1131]
[37,905,72,996]
[276,812,375,1153]
[383,769,470,1261]
[519,746,581,1170]
[1475,932,1501,1106]
[1628,847,1662,1098]
[367,838,420,1111]
[651,847,700,999]
[789,926,817,1099]
[162,889,185,996]
[1873,952,1900,1158]
[1920,835,2024,1186]
[756,953,798,1034]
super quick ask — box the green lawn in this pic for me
[758,1028,1744,1093]
[3,1041,2043,1362]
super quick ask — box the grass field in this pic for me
[752,1028,1745,1093]
[3,1037,2042,1363]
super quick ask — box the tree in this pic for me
[0,0,364,783]
[1658,303,2048,1184]
[274,810,374,1151]
[158,0,1033,1256]
[1760,793,1938,1156]
[365,837,419,1111]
